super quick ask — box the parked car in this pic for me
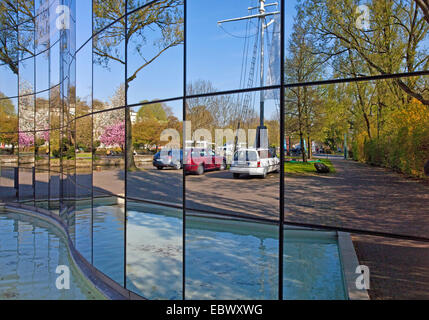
[153,149,183,170]
[230,148,280,179]
[183,148,226,175]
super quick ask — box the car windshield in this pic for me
[160,149,181,158]
[234,150,258,162]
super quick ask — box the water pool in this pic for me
[82,200,346,300]
[1,200,348,300]
[0,208,105,300]
[125,203,346,300]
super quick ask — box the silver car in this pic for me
[229,148,280,179]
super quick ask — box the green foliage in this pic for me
[0,92,15,115]
[353,122,429,178]
[137,101,168,122]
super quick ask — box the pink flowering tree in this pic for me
[41,129,50,142]
[99,122,125,151]
[19,132,34,150]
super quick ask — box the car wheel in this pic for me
[197,164,204,175]
[156,166,163,170]
[233,173,240,179]
[174,162,181,170]
[260,170,267,179]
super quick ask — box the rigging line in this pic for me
[240,24,258,128]
[241,19,253,123]
[238,17,251,110]
[266,18,281,115]
[218,23,258,39]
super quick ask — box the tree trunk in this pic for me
[300,133,307,163]
[307,136,311,160]
[126,108,137,171]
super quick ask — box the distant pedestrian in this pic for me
[425,160,429,176]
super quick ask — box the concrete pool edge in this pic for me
[1,202,144,301]
[337,232,370,300]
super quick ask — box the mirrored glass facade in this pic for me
[1,0,429,300]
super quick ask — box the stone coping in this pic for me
[338,232,370,300]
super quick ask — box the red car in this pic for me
[184,148,226,175]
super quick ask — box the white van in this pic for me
[229,148,280,179]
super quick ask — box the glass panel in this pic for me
[49,86,61,213]
[92,109,125,198]
[92,108,125,283]
[35,92,50,207]
[93,19,125,111]
[93,0,125,34]
[283,228,346,300]
[126,98,183,299]
[76,43,92,116]
[18,56,35,204]
[74,115,93,261]
[50,42,60,87]
[93,195,125,286]
[60,0,76,223]
[184,89,280,299]
[35,51,50,93]
[17,0,35,60]
[0,64,18,100]
[0,134,18,203]
[0,97,18,132]
[126,0,184,104]
[0,0,19,89]
[284,0,429,85]
[76,0,92,48]
[284,75,429,239]
[75,42,93,260]
[126,200,182,299]
[187,0,281,94]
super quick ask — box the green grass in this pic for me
[285,159,336,174]
[76,153,92,158]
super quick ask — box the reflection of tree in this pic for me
[415,0,429,23]
[132,118,164,152]
[303,0,429,105]
[0,0,35,74]
[285,6,324,162]
[0,92,16,115]
[100,121,125,151]
[186,80,254,130]
[0,99,18,153]
[133,101,180,151]
[137,101,170,122]
[93,0,184,170]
